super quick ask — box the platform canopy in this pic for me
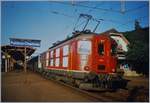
[1,45,36,61]
[1,45,36,72]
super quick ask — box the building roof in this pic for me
[1,45,36,61]
[99,28,130,45]
[99,28,119,35]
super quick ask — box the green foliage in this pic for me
[123,27,149,75]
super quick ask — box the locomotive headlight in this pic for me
[2,55,5,59]
[84,66,90,71]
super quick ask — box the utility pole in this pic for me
[71,0,75,6]
[24,47,27,72]
[121,1,125,14]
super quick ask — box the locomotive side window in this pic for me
[63,45,69,56]
[50,59,54,66]
[46,52,49,66]
[63,57,68,67]
[55,48,60,67]
[78,40,91,54]
[62,45,69,67]
[50,51,54,66]
[38,55,42,68]
[98,43,104,55]
[55,58,60,67]
[50,51,53,58]
[56,48,60,57]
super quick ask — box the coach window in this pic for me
[78,40,91,55]
[98,43,104,55]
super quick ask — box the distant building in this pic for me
[109,32,130,60]
[99,28,130,71]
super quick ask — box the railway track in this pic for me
[40,73,128,102]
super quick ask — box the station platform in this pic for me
[2,70,149,102]
[1,70,99,102]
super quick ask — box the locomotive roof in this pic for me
[49,31,97,49]
[48,28,119,50]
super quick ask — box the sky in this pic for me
[1,1,149,55]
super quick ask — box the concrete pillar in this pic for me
[5,59,7,72]
[8,58,10,71]
[24,47,27,72]
[7,58,9,72]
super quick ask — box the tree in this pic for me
[135,19,142,30]
[123,27,149,75]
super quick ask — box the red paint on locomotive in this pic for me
[42,33,117,74]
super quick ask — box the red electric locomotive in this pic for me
[35,30,127,90]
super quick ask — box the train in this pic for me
[28,30,127,91]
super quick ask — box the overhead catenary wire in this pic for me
[121,0,125,13]
[125,4,148,13]
[49,9,148,32]
[118,15,148,25]
[21,3,148,30]
[50,10,75,18]
[115,15,149,29]
[49,1,149,28]
[87,1,105,13]
[51,1,121,13]
[51,1,148,14]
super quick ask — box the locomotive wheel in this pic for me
[45,72,49,78]
[74,80,82,88]
[108,80,113,89]
[87,71,97,80]
[42,71,45,76]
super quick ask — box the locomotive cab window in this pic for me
[78,40,91,55]
[98,43,104,55]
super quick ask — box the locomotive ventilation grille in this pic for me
[98,65,105,70]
